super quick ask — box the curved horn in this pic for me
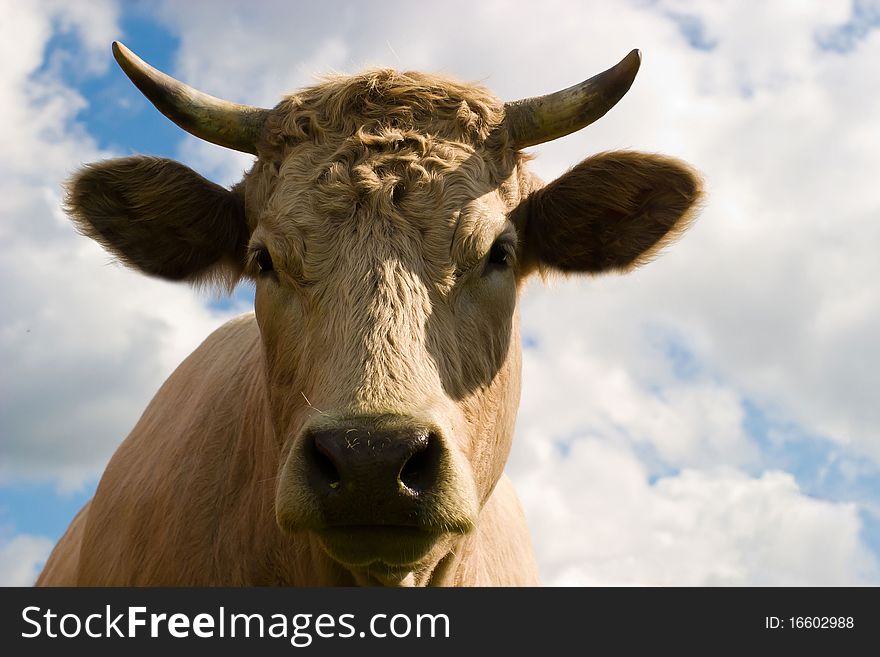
[112,41,269,154]
[503,49,641,149]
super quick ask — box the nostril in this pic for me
[308,436,341,490]
[305,424,443,499]
[399,432,441,494]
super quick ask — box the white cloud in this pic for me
[2,0,878,585]
[513,279,761,472]
[0,235,247,490]
[0,534,54,586]
[0,1,244,491]
[517,440,879,586]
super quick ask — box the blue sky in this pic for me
[2,0,879,585]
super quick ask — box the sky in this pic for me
[1,0,879,586]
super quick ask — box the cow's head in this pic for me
[66,43,701,584]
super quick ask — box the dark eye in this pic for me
[487,240,509,267]
[255,248,274,274]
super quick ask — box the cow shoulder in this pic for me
[76,314,274,585]
[34,501,91,586]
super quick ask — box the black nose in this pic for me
[302,420,442,526]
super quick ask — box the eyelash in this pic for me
[249,246,275,277]
[487,240,509,266]
[482,237,516,275]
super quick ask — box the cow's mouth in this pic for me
[316,526,441,568]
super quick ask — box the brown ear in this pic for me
[517,151,702,275]
[65,156,249,287]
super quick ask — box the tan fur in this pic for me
[40,68,701,586]
[35,502,90,586]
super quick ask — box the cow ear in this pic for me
[516,151,702,276]
[65,156,249,289]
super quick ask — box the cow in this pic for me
[37,42,701,586]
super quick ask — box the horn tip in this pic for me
[624,49,642,73]
[111,41,136,70]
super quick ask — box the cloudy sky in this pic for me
[1,0,878,586]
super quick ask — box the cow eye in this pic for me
[487,240,509,267]
[255,248,274,274]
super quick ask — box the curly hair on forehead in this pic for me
[261,68,507,149]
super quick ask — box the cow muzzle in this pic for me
[276,415,478,568]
